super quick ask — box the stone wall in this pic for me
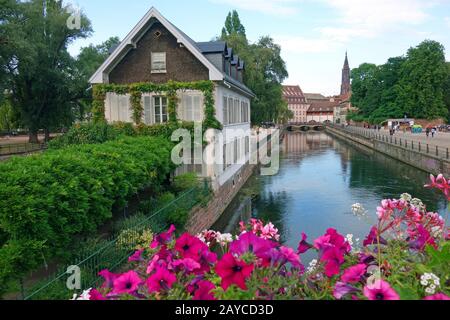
[186,163,256,235]
[326,126,450,176]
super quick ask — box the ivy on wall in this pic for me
[92,80,222,129]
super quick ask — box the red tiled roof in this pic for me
[282,85,306,104]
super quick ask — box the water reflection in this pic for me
[214,132,449,252]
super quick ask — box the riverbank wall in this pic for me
[186,163,256,234]
[326,126,450,176]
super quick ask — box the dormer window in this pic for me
[151,52,166,73]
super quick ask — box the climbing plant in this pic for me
[92,81,222,129]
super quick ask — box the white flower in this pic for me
[425,287,435,295]
[351,203,367,217]
[217,233,233,246]
[400,193,412,202]
[71,289,92,300]
[307,259,318,274]
[420,279,429,286]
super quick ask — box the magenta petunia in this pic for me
[423,293,450,300]
[111,271,142,295]
[193,280,217,301]
[215,253,254,291]
[363,227,387,247]
[128,249,144,262]
[333,282,358,300]
[363,280,400,300]
[279,246,303,269]
[171,258,201,273]
[151,225,176,249]
[341,264,367,284]
[98,269,118,289]
[321,246,345,277]
[230,232,277,266]
[175,233,208,260]
[409,224,437,251]
[146,267,177,293]
[89,289,106,300]
[297,232,312,254]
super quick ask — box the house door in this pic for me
[154,96,168,123]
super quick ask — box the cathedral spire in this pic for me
[341,52,351,96]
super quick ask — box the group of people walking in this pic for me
[425,127,437,138]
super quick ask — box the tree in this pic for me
[221,10,246,38]
[72,36,120,120]
[2,0,92,142]
[396,40,448,120]
[220,11,288,125]
[444,62,450,122]
[0,99,19,133]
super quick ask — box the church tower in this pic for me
[341,52,351,95]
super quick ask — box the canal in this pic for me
[214,131,449,256]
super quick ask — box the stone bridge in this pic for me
[287,123,326,132]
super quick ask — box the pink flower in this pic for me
[197,250,218,274]
[363,227,387,247]
[333,282,358,300]
[89,289,106,300]
[279,246,303,269]
[146,255,161,274]
[151,225,176,249]
[423,293,450,300]
[215,253,254,290]
[230,232,277,266]
[146,267,177,293]
[128,249,144,262]
[98,269,118,289]
[175,233,208,260]
[171,258,201,273]
[341,264,367,283]
[409,224,437,251]
[260,222,280,241]
[297,233,312,254]
[112,271,142,295]
[363,280,400,300]
[322,247,345,277]
[193,280,216,301]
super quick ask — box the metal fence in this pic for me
[330,125,450,160]
[0,143,46,156]
[22,184,210,300]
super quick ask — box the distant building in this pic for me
[341,52,351,96]
[282,85,309,123]
[306,101,338,123]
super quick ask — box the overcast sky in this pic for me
[67,0,450,96]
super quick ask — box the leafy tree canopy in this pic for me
[350,40,449,124]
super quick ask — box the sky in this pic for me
[67,0,450,96]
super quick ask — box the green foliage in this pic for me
[220,12,288,124]
[2,0,92,141]
[172,173,201,194]
[49,121,196,149]
[0,136,175,290]
[221,10,246,38]
[351,40,449,123]
[0,99,19,132]
[92,80,221,130]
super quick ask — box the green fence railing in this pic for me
[22,185,210,300]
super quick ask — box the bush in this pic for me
[49,121,196,149]
[0,136,176,291]
[172,173,200,194]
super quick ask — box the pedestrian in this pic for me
[426,127,430,138]
[431,127,436,138]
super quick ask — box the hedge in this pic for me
[0,136,176,292]
[48,121,196,150]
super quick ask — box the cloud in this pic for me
[209,0,301,16]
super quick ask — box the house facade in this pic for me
[282,85,309,124]
[306,101,337,123]
[89,7,255,192]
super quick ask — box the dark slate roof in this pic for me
[238,60,245,70]
[231,54,239,65]
[225,48,233,58]
[196,41,227,54]
[223,73,254,97]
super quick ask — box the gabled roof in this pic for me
[307,101,339,113]
[89,7,223,83]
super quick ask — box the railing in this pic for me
[328,125,450,160]
[22,185,210,300]
[0,143,46,156]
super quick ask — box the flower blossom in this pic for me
[112,271,142,295]
[146,267,177,293]
[215,253,254,290]
[363,280,400,300]
[341,264,367,284]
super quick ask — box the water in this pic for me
[214,132,449,253]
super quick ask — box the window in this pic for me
[107,93,130,123]
[143,96,153,125]
[151,52,166,73]
[223,97,228,125]
[181,94,203,122]
[154,96,168,123]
